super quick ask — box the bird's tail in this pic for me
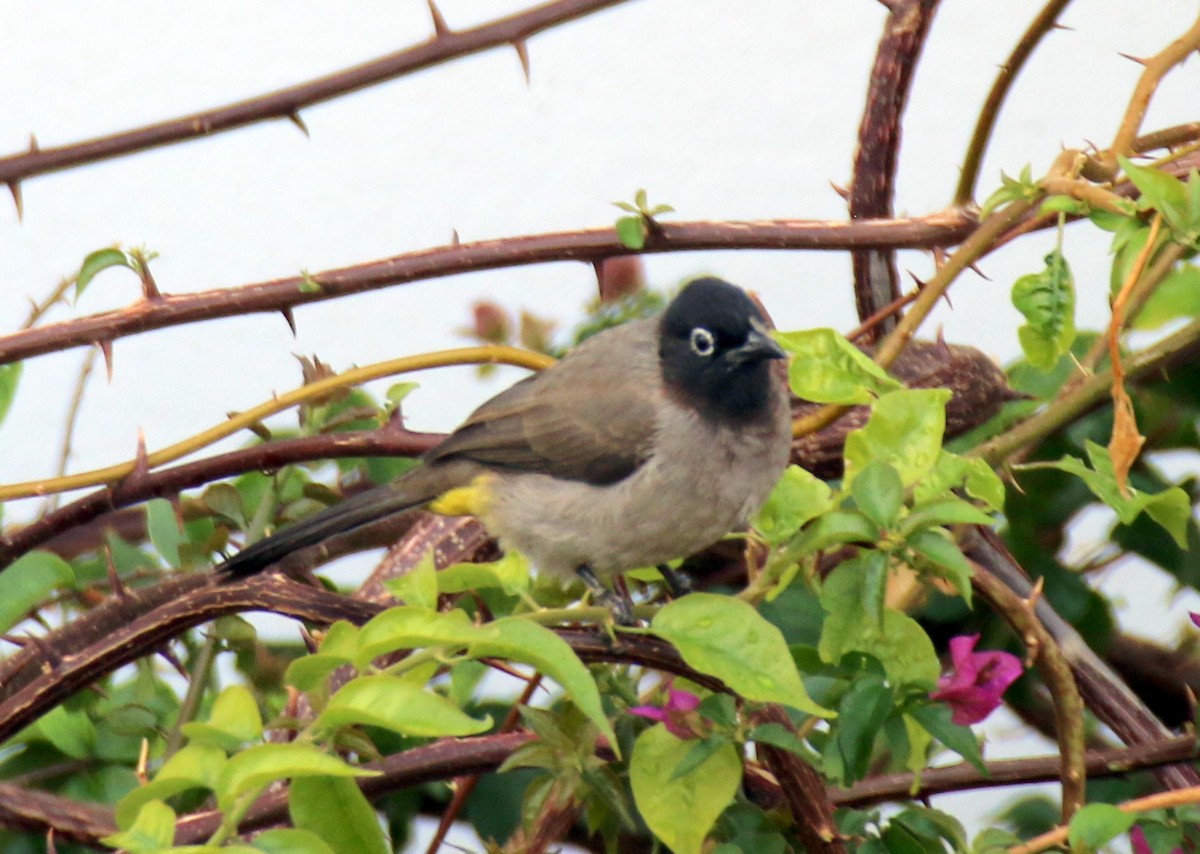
[217,463,461,578]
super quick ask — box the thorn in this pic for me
[1118,52,1148,66]
[299,625,319,654]
[1049,22,1073,32]
[512,39,531,84]
[967,261,991,281]
[8,181,23,222]
[46,828,57,854]
[132,428,150,478]
[105,546,129,600]
[139,265,161,301]
[829,180,851,200]
[0,633,28,647]
[591,259,605,296]
[907,270,927,289]
[28,134,39,153]
[1024,575,1045,609]
[874,0,898,10]
[97,340,114,381]
[281,306,297,336]
[286,110,309,138]
[157,646,189,679]
[427,0,451,37]
[451,228,460,247]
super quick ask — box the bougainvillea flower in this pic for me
[1130,824,1182,854]
[929,634,1023,725]
[630,688,701,739]
[1189,611,1200,629]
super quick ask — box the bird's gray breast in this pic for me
[478,372,791,580]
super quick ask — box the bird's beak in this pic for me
[730,321,787,365]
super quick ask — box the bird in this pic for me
[218,277,793,619]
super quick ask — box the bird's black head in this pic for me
[658,277,786,421]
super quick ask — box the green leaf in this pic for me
[902,496,995,534]
[630,725,741,854]
[906,705,985,774]
[76,247,136,301]
[252,828,336,854]
[181,685,263,750]
[753,464,834,545]
[776,328,902,404]
[844,389,952,488]
[102,799,176,851]
[819,563,940,688]
[616,216,646,249]
[1038,441,1190,547]
[285,654,352,693]
[748,722,811,758]
[437,550,531,595]
[202,483,247,528]
[980,165,1038,218]
[1066,802,1136,849]
[216,744,374,812]
[670,736,732,781]
[652,593,833,716]
[907,529,974,604]
[1120,155,1191,235]
[354,606,480,667]
[316,674,491,738]
[468,616,616,749]
[852,461,904,529]
[0,550,75,633]
[917,452,1004,512]
[0,361,21,429]
[835,678,893,783]
[789,510,880,555]
[1011,251,1076,370]
[115,744,225,827]
[383,548,438,609]
[38,705,97,759]
[289,776,388,854]
[1132,263,1200,329]
[145,498,184,569]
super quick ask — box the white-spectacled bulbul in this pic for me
[219,277,792,614]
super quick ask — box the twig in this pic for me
[1012,785,1200,854]
[0,345,552,502]
[955,0,1074,204]
[849,0,941,337]
[0,427,444,570]
[41,348,100,515]
[0,211,977,366]
[971,562,1086,821]
[1099,9,1200,175]
[0,0,629,196]
[831,733,1199,807]
[969,313,1200,465]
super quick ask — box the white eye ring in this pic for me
[689,327,716,357]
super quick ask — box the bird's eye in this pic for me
[689,327,716,357]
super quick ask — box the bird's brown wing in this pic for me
[426,320,662,485]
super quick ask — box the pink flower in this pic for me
[929,634,1023,725]
[1130,824,1181,854]
[630,688,701,739]
[1190,612,1200,629]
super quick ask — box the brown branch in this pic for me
[966,527,1200,790]
[954,0,1074,204]
[849,0,941,337]
[0,426,444,570]
[0,212,977,366]
[970,559,1086,821]
[831,733,1199,807]
[753,706,845,853]
[0,0,629,194]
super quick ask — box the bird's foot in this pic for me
[576,564,636,626]
[657,563,693,598]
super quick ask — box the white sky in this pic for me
[2,1,1199,845]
